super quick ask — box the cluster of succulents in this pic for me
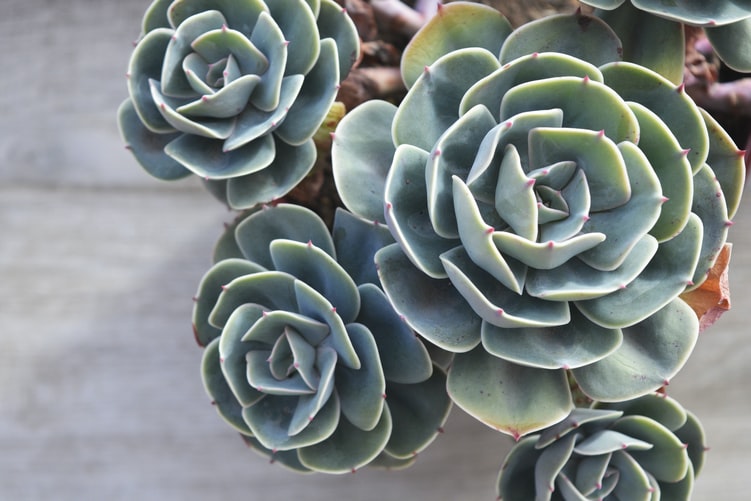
[118,0,359,208]
[120,0,746,497]
[193,204,450,472]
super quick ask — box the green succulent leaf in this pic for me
[595,392,688,432]
[219,304,268,406]
[234,204,336,269]
[689,165,730,288]
[294,281,360,370]
[535,432,578,496]
[142,0,173,32]
[265,0,319,76]
[127,28,176,132]
[499,12,622,67]
[441,246,571,329]
[225,137,317,209]
[448,347,573,437]
[375,243,483,352]
[316,0,360,80]
[356,284,433,384]
[602,62,709,174]
[241,435,313,473]
[537,408,624,448]
[427,105,498,239]
[276,38,339,145]
[201,337,253,435]
[674,411,706,475]
[595,2,685,84]
[629,0,751,26]
[193,258,266,346]
[500,77,639,144]
[297,407,392,473]
[332,210,395,287]
[572,298,699,401]
[575,213,702,328]
[118,99,189,180]
[385,144,456,279]
[334,324,386,431]
[701,108,745,220]
[401,2,512,89]
[168,0,267,35]
[578,142,663,271]
[611,415,689,482]
[382,367,451,459]
[706,17,751,71]
[394,48,501,151]
[210,271,298,328]
[461,52,603,120]
[331,100,398,223]
[270,240,360,324]
[481,307,623,370]
[497,436,542,500]
[244,391,340,452]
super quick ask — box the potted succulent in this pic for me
[119,0,746,498]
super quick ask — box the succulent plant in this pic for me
[497,392,706,500]
[581,0,751,75]
[192,204,451,472]
[118,0,359,209]
[331,3,745,437]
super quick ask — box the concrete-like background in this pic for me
[1,1,749,499]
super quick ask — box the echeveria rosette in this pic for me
[581,0,751,74]
[331,4,745,438]
[118,0,359,209]
[497,393,707,500]
[192,204,451,472]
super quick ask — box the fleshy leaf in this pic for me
[118,99,189,180]
[385,144,456,279]
[394,48,501,151]
[481,307,623,370]
[356,284,433,384]
[334,324,386,431]
[448,347,573,437]
[499,12,622,67]
[595,2,685,84]
[234,204,335,269]
[375,243,483,353]
[383,367,452,459]
[201,337,253,435]
[572,298,699,401]
[193,258,266,346]
[297,408,391,473]
[332,100,398,223]
[401,2,512,89]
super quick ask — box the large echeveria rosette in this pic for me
[192,204,451,472]
[118,0,359,209]
[331,3,745,437]
[497,392,706,500]
[580,0,751,76]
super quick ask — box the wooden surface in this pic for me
[1,1,749,499]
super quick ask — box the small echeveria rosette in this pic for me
[497,393,707,501]
[118,0,359,209]
[581,0,751,75]
[192,204,451,473]
[331,3,745,438]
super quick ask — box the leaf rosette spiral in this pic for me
[331,3,744,437]
[118,0,358,209]
[192,204,450,472]
[497,393,706,501]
